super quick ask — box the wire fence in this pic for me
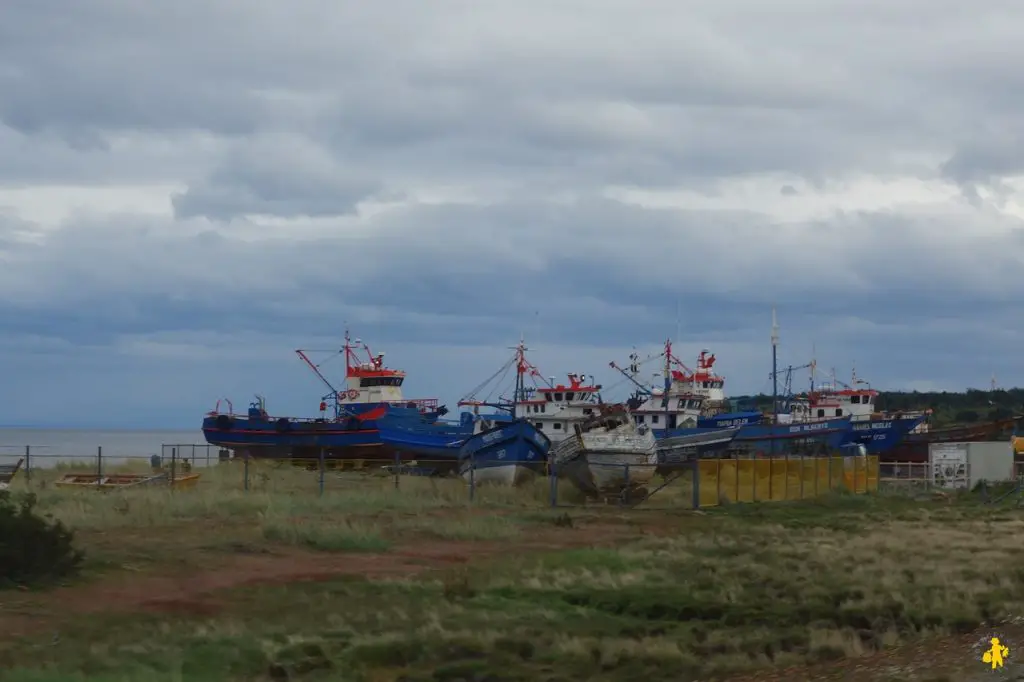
[0,444,898,510]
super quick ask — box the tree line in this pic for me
[733,388,1024,427]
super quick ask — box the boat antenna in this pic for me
[675,299,681,347]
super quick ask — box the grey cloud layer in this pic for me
[4,0,1024,194]
[2,0,1024,424]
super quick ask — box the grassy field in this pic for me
[2,461,1024,681]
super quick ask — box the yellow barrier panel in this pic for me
[800,458,818,498]
[696,454,882,507]
[718,459,738,503]
[736,460,756,502]
[815,457,829,494]
[753,459,770,501]
[785,458,802,499]
[829,457,843,490]
[768,459,787,501]
[698,460,720,507]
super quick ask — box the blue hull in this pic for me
[376,415,550,478]
[698,411,764,428]
[458,419,551,476]
[659,416,853,452]
[201,404,474,461]
[841,414,927,454]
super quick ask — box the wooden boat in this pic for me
[54,472,201,491]
[0,458,23,490]
[882,415,1023,463]
[551,405,658,499]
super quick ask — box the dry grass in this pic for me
[4,460,1024,681]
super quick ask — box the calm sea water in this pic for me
[0,428,211,470]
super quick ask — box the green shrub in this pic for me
[0,490,84,587]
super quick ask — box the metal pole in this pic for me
[244,455,250,492]
[469,451,476,502]
[318,447,325,497]
[691,457,700,509]
[170,447,177,486]
[784,452,789,500]
[97,445,102,488]
[24,445,30,484]
[393,450,400,489]
[548,457,557,507]
[771,308,778,457]
[622,463,630,506]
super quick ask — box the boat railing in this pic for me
[394,398,440,412]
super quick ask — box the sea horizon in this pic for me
[0,426,212,469]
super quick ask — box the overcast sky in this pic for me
[2,0,1024,428]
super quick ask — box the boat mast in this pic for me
[514,334,526,420]
[664,338,672,434]
[771,308,779,456]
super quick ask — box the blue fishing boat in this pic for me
[373,338,553,482]
[458,417,551,485]
[774,356,930,454]
[610,337,850,454]
[201,330,473,462]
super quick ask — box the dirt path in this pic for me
[0,521,633,638]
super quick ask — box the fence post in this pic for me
[96,446,103,488]
[715,458,721,504]
[393,450,400,490]
[827,455,833,491]
[622,463,630,506]
[691,457,700,509]
[170,447,177,486]
[548,457,558,508]
[768,456,773,500]
[244,455,250,492]
[469,451,476,502]
[24,445,31,484]
[318,447,325,497]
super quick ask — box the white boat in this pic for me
[551,407,658,499]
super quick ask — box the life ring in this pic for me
[347,389,359,400]
[275,417,291,433]
[216,415,233,430]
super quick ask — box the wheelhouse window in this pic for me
[360,377,403,387]
[554,392,563,402]
[817,409,825,418]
